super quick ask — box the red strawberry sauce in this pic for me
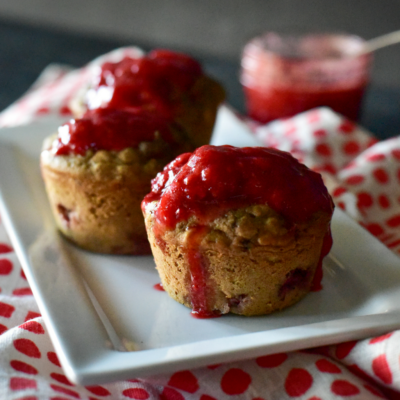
[52,50,205,156]
[52,108,174,156]
[86,49,203,118]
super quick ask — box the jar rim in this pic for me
[246,32,368,61]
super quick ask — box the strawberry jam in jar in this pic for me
[241,32,372,123]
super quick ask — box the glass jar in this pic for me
[241,32,373,123]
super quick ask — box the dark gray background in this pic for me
[0,0,400,139]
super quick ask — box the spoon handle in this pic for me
[364,29,400,53]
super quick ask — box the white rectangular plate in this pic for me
[0,106,399,385]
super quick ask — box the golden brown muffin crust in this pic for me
[41,129,193,254]
[144,202,331,316]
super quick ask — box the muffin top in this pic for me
[50,107,186,156]
[41,107,194,182]
[142,145,335,230]
[83,49,212,119]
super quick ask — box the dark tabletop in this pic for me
[0,18,399,141]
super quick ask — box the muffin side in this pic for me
[144,202,331,316]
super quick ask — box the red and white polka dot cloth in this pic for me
[254,109,400,255]
[0,47,400,400]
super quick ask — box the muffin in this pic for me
[142,145,334,317]
[70,49,225,149]
[40,107,193,254]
